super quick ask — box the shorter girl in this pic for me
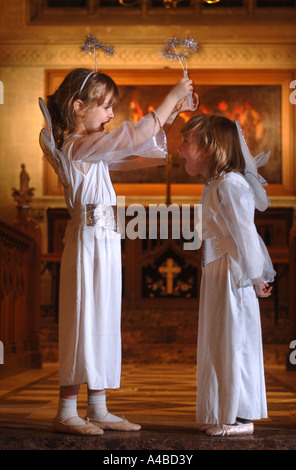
[39,68,197,435]
[178,114,275,436]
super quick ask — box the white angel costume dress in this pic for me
[196,122,276,425]
[39,99,167,390]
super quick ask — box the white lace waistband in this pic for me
[202,236,236,267]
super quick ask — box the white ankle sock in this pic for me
[87,394,123,423]
[56,398,85,426]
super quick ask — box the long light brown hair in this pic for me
[181,114,245,179]
[47,68,119,148]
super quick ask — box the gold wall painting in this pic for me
[43,69,295,198]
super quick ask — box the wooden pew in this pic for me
[0,221,42,378]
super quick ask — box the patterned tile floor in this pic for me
[0,363,295,451]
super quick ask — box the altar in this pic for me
[43,205,293,314]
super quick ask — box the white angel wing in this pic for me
[38,97,70,188]
[235,120,270,212]
[254,151,271,169]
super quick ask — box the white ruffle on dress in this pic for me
[196,172,275,425]
[58,114,167,389]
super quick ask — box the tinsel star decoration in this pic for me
[81,34,114,71]
[160,37,199,110]
[160,37,199,64]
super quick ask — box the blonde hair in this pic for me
[181,114,245,179]
[47,68,119,148]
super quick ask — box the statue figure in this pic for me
[12,164,35,207]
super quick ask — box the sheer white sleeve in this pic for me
[217,174,275,286]
[68,113,168,171]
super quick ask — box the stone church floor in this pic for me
[0,363,295,457]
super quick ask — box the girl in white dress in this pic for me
[39,68,197,435]
[178,114,275,437]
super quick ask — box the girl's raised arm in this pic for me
[70,113,167,170]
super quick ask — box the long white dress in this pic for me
[196,171,275,425]
[58,113,167,389]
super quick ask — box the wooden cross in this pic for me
[158,258,181,294]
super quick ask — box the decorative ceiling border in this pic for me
[0,43,295,68]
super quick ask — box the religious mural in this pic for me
[109,84,282,185]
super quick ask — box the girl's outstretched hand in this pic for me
[154,77,197,127]
[170,77,194,102]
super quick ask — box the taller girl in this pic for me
[39,68,197,435]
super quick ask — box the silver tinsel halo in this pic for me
[81,34,114,70]
[81,34,114,56]
[160,37,199,62]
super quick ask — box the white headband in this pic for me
[79,71,95,94]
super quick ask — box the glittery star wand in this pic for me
[160,37,199,110]
[81,34,114,71]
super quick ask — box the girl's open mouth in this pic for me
[100,120,109,131]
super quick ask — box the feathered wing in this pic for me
[38,97,70,188]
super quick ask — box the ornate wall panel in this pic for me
[1,43,296,69]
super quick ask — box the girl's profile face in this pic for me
[178,134,209,177]
[80,92,115,134]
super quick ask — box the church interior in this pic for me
[0,0,296,452]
